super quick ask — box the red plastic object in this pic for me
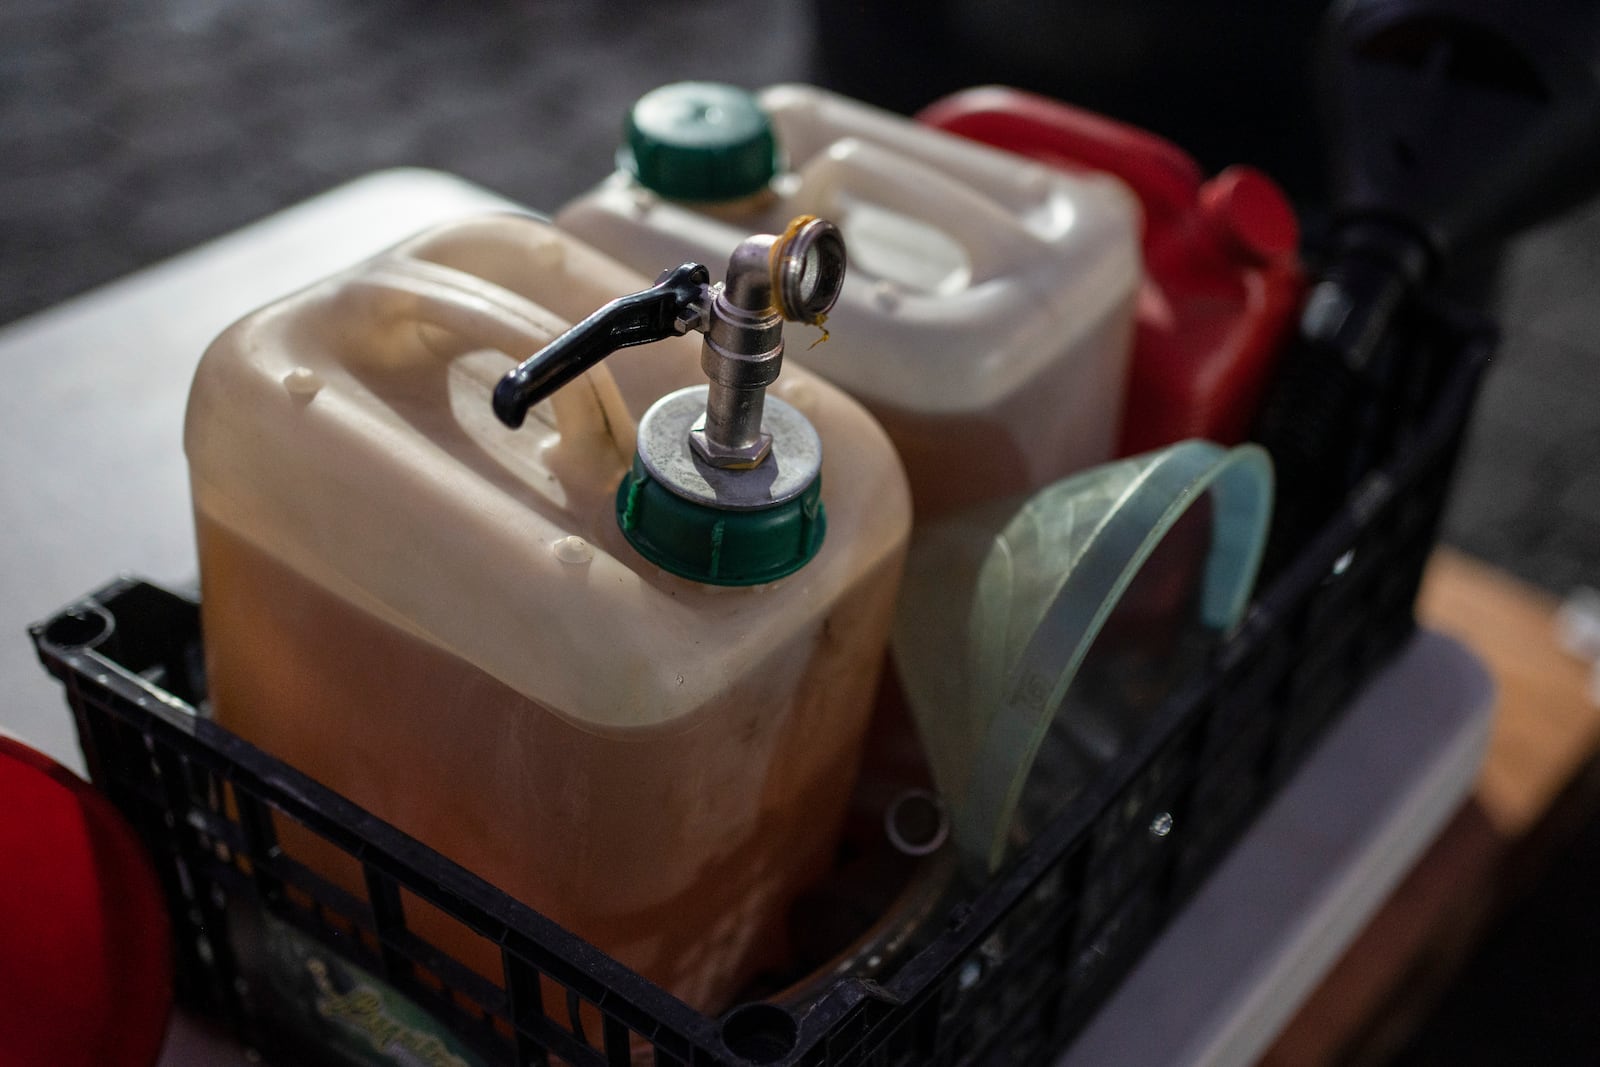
[918,87,1305,456]
[0,734,173,1067]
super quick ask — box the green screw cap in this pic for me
[615,457,825,587]
[621,82,779,202]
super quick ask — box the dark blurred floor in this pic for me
[1388,786,1600,1066]
[3,2,1598,1063]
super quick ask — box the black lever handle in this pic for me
[492,263,710,429]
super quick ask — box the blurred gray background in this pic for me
[3,2,1597,1063]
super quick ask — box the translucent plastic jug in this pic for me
[184,213,912,1012]
[556,82,1142,517]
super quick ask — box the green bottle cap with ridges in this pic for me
[615,459,825,586]
[621,82,778,202]
[615,387,826,586]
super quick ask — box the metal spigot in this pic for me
[491,216,848,586]
[493,216,846,466]
[690,217,845,468]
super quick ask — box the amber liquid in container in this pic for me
[199,518,900,1006]
[185,215,911,1012]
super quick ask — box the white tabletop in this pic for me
[0,168,517,772]
[0,170,1493,1067]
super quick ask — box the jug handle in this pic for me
[790,138,1038,282]
[337,256,638,461]
[917,87,1204,233]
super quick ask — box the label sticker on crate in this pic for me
[244,913,487,1067]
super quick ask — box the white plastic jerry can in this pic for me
[183,212,912,1012]
[556,82,1143,517]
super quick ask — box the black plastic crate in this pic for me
[31,300,1492,1066]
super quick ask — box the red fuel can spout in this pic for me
[918,87,1305,455]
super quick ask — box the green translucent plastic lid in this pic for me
[892,440,1275,873]
[621,82,779,202]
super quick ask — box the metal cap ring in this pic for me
[770,215,847,325]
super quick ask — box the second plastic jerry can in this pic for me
[556,82,1142,517]
[183,212,912,1012]
[917,86,1305,456]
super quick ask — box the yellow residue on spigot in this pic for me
[770,213,823,324]
[807,314,831,350]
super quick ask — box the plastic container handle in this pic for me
[917,86,1204,228]
[335,255,637,460]
[791,137,1038,281]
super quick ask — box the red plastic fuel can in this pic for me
[0,735,172,1067]
[918,86,1305,456]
